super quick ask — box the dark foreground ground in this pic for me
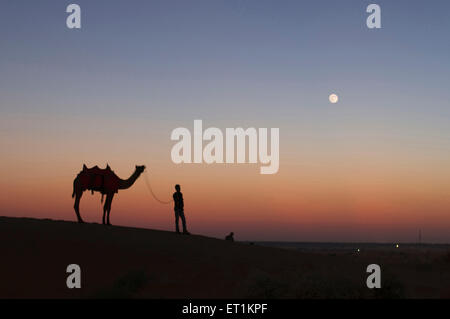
[0,216,449,298]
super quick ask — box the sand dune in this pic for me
[0,216,449,299]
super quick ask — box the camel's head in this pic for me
[136,165,146,175]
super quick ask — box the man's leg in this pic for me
[180,211,188,234]
[175,210,180,233]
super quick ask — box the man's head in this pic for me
[175,184,181,192]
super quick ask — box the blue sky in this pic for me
[2,0,449,119]
[2,0,449,157]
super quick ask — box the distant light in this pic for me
[396,244,399,248]
[357,249,360,252]
[329,93,339,104]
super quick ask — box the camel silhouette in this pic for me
[72,164,146,225]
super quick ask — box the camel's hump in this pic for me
[80,165,119,179]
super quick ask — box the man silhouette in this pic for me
[173,184,189,234]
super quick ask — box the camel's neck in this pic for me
[118,169,142,190]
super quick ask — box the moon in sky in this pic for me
[329,93,339,104]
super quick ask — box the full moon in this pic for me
[329,93,339,104]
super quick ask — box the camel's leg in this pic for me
[74,191,84,223]
[102,201,105,225]
[102,194,107,225]
[104,193,114,226]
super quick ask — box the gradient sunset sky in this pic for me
[1,0,450,242]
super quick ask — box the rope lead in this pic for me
[143,172,173,205]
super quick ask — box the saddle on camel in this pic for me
[77,164,120,201]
